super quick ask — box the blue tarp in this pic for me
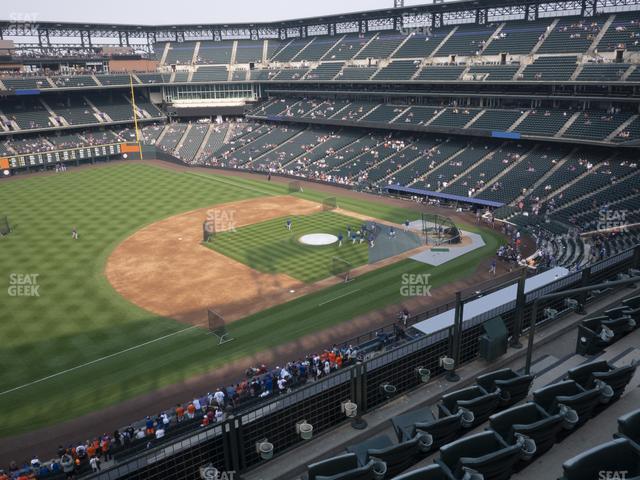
[385,184,505,208]
[14,89,41,96]
[492,130,521,140]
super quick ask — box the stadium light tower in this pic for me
[394,0,404,7]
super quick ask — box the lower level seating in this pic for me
[563,111,632,141]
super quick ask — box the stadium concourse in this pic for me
[0,0,640,478]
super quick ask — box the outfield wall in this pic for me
[87,245,640,480]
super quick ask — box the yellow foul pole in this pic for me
[129,73,144,161]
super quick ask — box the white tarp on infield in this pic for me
[410,230,486,266]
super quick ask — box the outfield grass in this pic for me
[0,163,503,438]
[206,211,369,282]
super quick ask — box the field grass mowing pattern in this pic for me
[206,211,369,282]
[0,164,503,437]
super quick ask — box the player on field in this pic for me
[286,219,292,231]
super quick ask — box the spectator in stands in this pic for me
[89,456,101,473]
[60,451,75,479]
[175,403,185,422]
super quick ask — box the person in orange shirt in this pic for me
[101,436,111,461]
[201,415,210,427]
[335,355,343,369]
[87,443,96,458]
[176,404,185,422]
[187,403,196,419]
[328,351,336,364]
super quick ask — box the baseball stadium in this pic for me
[0,0,639,479]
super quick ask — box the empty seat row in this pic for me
[305,355,637,480]
[577,295,640,355]
[521,56,578,81]
[560,409,640,480]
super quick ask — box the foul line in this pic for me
[318,289,361,307]
[0,325,198,397]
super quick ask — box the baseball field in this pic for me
[0,162,503,440]
[206,211,370,282]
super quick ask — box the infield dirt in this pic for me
[106,195,477,327]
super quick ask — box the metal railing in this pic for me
[87,244,639,480]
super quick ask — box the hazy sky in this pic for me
[0,0,444,25]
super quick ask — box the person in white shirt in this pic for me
[155,427,165,439]
[277,378,286,392]
[90,456,101,473]
[161,413,170,427]
[215,408,224,423]
[213,389,225,407]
